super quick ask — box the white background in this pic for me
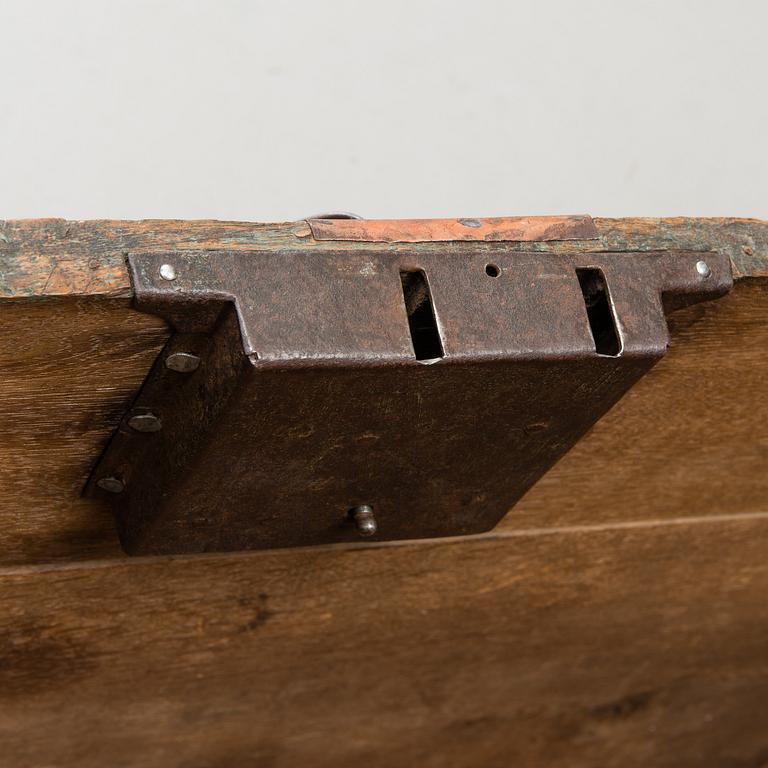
[0,0,765,221]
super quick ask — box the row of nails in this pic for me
[95,351,201,494]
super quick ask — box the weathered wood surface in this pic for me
[1,217,767,299]
[2,515,768,768]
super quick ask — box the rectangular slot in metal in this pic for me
[400,270,444,361]
[576,268,621,357]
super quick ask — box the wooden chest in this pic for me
[1,216,766,767]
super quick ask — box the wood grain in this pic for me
[0,298,166,563]
[2,515,768,768]
[510,278,768,529]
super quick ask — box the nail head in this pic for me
[128,413,162,433]
[97,476,125,494]
[159,263,177,281]
[696,260,711,278]
[165,352,201,373]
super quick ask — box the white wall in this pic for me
[0,0,765,221]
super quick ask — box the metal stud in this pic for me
[696,260,711,278]
[97,476,125,494]
[165,352,201,373]
[350,505,377,536]
[159,263,177,281]
[127,412,162,433]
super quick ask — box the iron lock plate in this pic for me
[89,247,732,555]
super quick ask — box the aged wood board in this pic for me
[3,516,768,768]
[0,216,766,767]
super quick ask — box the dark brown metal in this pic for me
[88,248,732,555]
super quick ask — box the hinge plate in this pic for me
[88,247,731,555]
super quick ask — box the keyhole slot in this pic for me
[400,270,444,361]
[576,268,621,357]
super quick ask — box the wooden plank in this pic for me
[0,279,765,565]
[2,515,768,768]
[0,298,166,563]
[514,278,768,529]
[1,217,767,300]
